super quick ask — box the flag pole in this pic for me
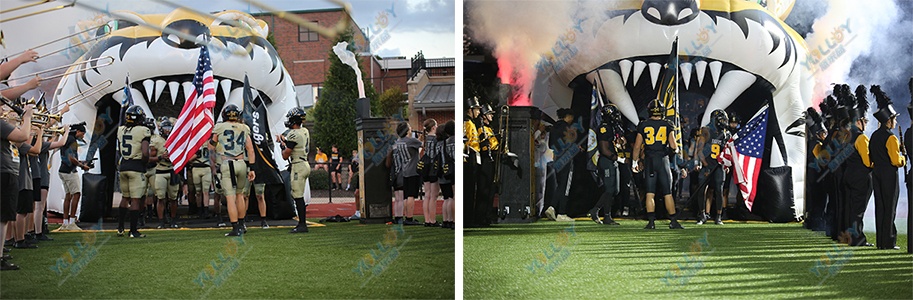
[672,36,684,157]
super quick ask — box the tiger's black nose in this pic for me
[162,19,211,49]
[641,0,700,26]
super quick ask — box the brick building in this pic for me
[252,8,411,108]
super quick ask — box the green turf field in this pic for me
[1,220,454,299]
[464,220,912,299]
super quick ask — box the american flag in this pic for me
[722,106,768,211]
[165,47,216,171]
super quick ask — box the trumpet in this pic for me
[31,118,48,126]
[54,79,112,109]
[1,56,114,84]
[33,111,62,122]
[43,126,65,137]
[17,97,36,107]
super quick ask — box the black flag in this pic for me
[243,75,283,184]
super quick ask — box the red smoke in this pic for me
[496,54,533,106]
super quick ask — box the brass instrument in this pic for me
[0,0,54,14]
[1,56,114,84]
[18,97,36,106]
[43,126,65,137]
[69,1,250,56]
[33,111,62,122]
[0,94,25,115]
[494,105,510,191]
[0,1,74,24]
[243,0,351,40]
[39,34,108,59]
[151,0,262,37]
[2,24,108,61]
[54,79,112,109]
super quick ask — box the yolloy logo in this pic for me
[801,18,854,77]
[354,224,412,287]
[661,231,713,287]
[525,223,577,274]
[49,221,111,286]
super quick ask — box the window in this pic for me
[299,22,319,42]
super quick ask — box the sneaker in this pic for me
[217,221,227,227]
[544,207,557,221]
[69,223,83,231]
[289,224,308,234]
[225,228,242,237]
[588,208,603,225]
[644,221,656,230]
[129,232,146,238]
[714,216,723,225]
[1,259,20,271]
[695,212,706,225]
[261,220,269,229]
[403,218,422,226]
[171,223,180,229]
[604,219,620,225]
[4,239,13,246]
[13,241,37,249]
[157,222,166,229]
[669,221,685,229]
[240,224,248,234]
[36,233,53,241]
[556,214,575,222]
[117,230,125,237]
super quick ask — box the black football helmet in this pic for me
[602,104,621,123]
[710,109,728,130]
[285,107,306,128]
[222,104,242,122]
[124,105,145,125]
[648,99,664,117]
[160,118,174,133]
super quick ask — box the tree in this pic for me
[310,30,378,155]
[377,86,407,118]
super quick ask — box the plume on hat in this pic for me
[820,95,836,117]
[871,84,892,110]
[854,85,869,114]
[836,84,855,108]
[807,107,823,126]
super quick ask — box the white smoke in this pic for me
[805,0,900,102]
[466,0,573,105]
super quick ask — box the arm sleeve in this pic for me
[812,143,823,157]
[854,134,872,168]
[887,135,906,168]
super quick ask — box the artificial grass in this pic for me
[0,219,454,299]
[464,220,912,299]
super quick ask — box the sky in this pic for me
[0,0,456,59]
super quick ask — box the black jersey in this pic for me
[637,119,674,159]
[701,126,730,166]
[597,121,617,159]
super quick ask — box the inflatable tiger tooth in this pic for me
[545,0,811,218]
[49,9,297,213]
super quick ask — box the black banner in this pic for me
[243,75,283,184]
